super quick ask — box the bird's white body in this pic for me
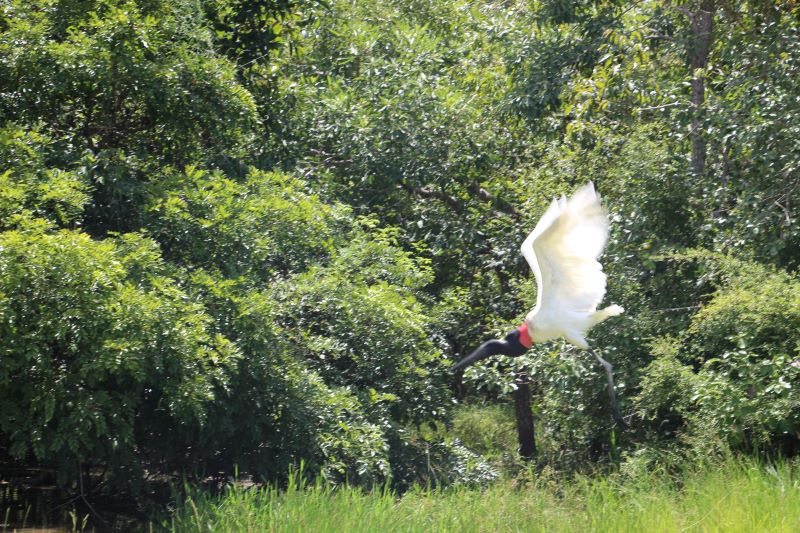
[520,183,623,349]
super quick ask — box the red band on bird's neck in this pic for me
[517,322,532,349]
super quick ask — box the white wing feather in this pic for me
[520,183,620,348]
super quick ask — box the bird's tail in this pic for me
[589,304,624,328]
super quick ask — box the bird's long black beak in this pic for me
[451,351,484,372]
[451,340,503,372]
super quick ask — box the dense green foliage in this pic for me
[1,0,799,515]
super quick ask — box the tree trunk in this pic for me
[513,375,536,461]
[689,0,714,178]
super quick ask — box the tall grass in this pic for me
[167,458,800,532]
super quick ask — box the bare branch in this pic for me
[468,182,520,220]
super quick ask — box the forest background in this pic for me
[1,0,799,513]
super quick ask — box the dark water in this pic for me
[0,462,166,532]
[0,474,147,532]
[0,477,96,532]
[1,481,79,531]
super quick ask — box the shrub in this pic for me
[635,252,800,456]
[0,227,238,486]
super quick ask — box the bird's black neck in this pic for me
[452,327,530,371]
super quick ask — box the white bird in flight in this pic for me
[453,182,626,425]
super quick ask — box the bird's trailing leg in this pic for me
[588,348,627,428]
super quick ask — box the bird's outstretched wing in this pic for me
[520,183,609,322]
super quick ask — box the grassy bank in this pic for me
[167,458,800,532]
